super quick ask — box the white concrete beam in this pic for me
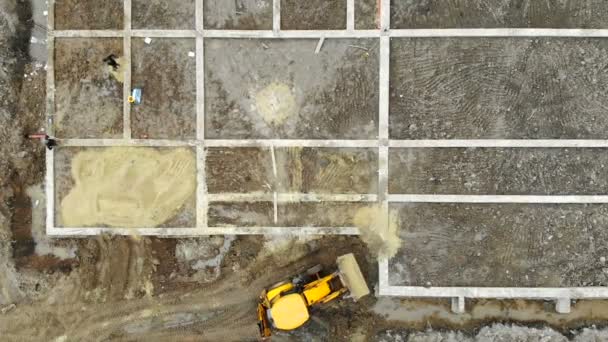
[58,139,198,147]
[53,30,124,37]
[207,193,378,202]
[390,28,608,37]
[47,226,360,236]
[347,0,355,31]
[45,148,54,235]
[556,298,572,314]
[131,30,198,38]
[451,297,466,314]
[380,0,390,32]
[204,139,379,148]
[379,285,608,299]
[273,0,280,32]
[53,28,608,40]
[388,194,608,203]
[196,145,208,229]
[389,140,608,148]
[58,139,608,149]
[46,38,55,136]
[202,29,380,38]
[123,0,132,139]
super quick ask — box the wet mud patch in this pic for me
[131,38,196,139]
[132,0,195,29]
[204,38,378,139]
[54,147,196,228]
[389,38,608,139]
[54,0,123,29]
[389,148,608,195]
[208,202,274,227]
[54,38,123,138]
[204,0,272,29]
[389,203,608,287]
[391,0,608,29]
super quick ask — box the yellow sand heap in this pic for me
[254,82,296,126]
[353,205,401,259]
[60,147,196,228]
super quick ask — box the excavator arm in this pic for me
[257,302,272,339]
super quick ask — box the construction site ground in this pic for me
[4,0,608,341]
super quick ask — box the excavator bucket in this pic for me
[336,253,370,301]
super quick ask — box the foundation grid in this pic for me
[45,0,608,312]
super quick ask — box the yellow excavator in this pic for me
[257,253,370,339]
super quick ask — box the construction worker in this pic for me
[103,54,120,70]
[44,135,57,150]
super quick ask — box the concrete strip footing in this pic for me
[388,194,608,203]
[207,193,378,202]
[451,297,466,314]
[47,226,360,236]
[52,29,608,39]
[45,148,54,235]
[556,298,572,314]
[346,0,355,31]
[195,145,208,229]
[122,0,132,139]
[58,138,608,149]
[389,139,608,148]
[273,0,280,32]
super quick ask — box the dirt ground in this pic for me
[54,38,123,138]
[132,0,195,30]
[204,0,272,30]
[54,0,123,30]
[204,38,378,139]
[390,0,608,28]
[356,0,378,29]
[389,38,608,139]
[389,203,608,287]
[281,0,346,30]
[131,38,196,139]
[389,148,608,195]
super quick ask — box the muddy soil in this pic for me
[132,0,195,30]
[0,235,377,341]
[208,202,369,228]
[206,147,378,195]
[389,148,608,195]
[204,0,272,30]
[54,38,123,138]
[276,147,379,194]
[54,0,123,29]
[356,0,378,29]
[131,38,196,139]
[279,202,368,227]
[390,203,608,287]
[205,38,378,139]
[206,147,274,193]
[391,0,608,29]
[281,0,346,29]
[389,38,608,139]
